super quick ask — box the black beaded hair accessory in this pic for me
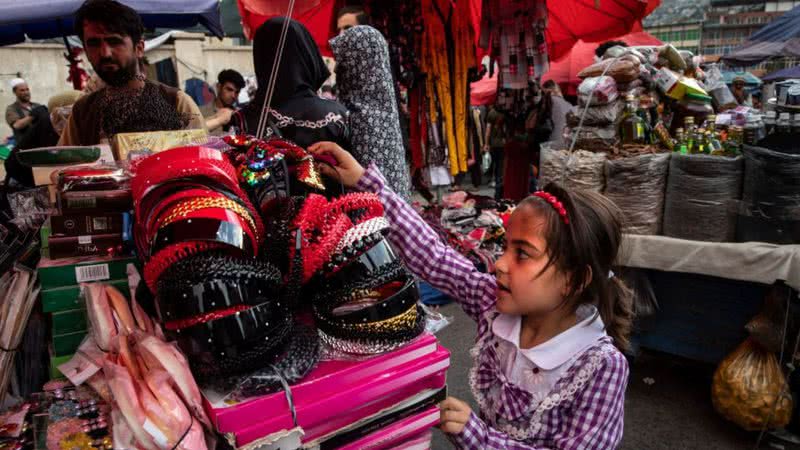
[208,322,321,401]
[318,306,426,356]
[156,252,283,323]
[188,316,293,381]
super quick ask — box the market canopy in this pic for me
[721,4,800,67]
[542,27,661,96]
[542,0,661,61]
[236,0,337,55]
[762,65,800,82]
[0,0,224,46]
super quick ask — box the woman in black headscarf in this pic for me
[238,17,349,149]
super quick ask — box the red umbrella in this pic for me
[470,71,499,106]
[545,0,660,61]
[542,28,662,96]
[236,0,338,56]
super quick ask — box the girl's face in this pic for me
[495,205,571,316]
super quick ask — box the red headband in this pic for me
[532,191,569,225]
[291,193,385,283]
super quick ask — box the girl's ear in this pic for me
[563,265,593,297]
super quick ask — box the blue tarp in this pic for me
[722,5,800,66]
[762,65,800,82]
[0,0,223,47]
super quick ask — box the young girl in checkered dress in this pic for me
[310,142,634,450]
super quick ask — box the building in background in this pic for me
[644,0,708,54]
[646,0,800,71]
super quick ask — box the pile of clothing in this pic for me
[418,191,512,273]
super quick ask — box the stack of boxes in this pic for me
[205,333,450,449]
[35,158,136,380]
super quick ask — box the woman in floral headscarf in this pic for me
[329,25,412,200]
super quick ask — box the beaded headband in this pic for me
[290,193,385,283]
[532,191,569,225]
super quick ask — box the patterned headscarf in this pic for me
[330,26,411,200]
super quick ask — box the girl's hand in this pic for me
[308,141,365,188]
[439,396,472,434]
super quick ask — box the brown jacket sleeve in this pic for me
[176,91,206,130]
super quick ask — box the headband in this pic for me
[532,191,569,225]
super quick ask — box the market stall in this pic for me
[536,35,800,434]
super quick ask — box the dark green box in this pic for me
[52,331,87,357]
[41,279,128,313]
[51,309,87,335]
[50,354,72,380]
[37,256,137,289]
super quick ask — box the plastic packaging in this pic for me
[539,144,606,192]
[705,64,738,110]
[657,44,687,72]
[662,154,743,242]
[566,101,624,127]
[604,152,671,235]
[7,187,54,231]
[736,145,800,244]
[578,76,619,106]
[578,57,640,83]
[711,339,792,431]
[567,125,619,151]
[53,165,130,193]
[745,283,792,354]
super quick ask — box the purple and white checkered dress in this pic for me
[357,165,629,450]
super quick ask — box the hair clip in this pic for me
[532,191,569,225]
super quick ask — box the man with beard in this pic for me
[58,0,204,147]
[5,79,42,143]
[201,69,245,136]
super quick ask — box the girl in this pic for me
[309,142,633,450]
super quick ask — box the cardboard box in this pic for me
[206,334,450,448]
[48,233,125,260]
[51,308,88,335]
[112,129,208,161]
[52,330,86,357]
[42,279,129,313]
[37,256,137,289]
[51,213,126,236]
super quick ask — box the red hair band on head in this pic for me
[532,191,569,225]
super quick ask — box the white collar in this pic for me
[492,304,607,370]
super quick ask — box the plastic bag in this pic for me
[737,145,800,244]
[578,57,640,83]
[745,283,792,354]
[711,339,792,431]
[566,125,619,151]
[566,101,624,127]
[704,64,738,110]
[578,76,619,106]
[662,154,743,242]
[539,144,606,192]
[604,152,671,235]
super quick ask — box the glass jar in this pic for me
[777,112,792,134]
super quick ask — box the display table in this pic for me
[620,235,800,291]
[618,235,799,363]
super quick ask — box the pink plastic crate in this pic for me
[337,407,438,450]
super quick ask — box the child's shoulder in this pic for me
[580,338,630,381]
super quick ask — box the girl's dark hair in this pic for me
[519,183,634,351]
[75,0,144,44]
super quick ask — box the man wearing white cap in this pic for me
[5,78,41,142]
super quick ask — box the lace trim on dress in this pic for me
[468,318,616,441]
